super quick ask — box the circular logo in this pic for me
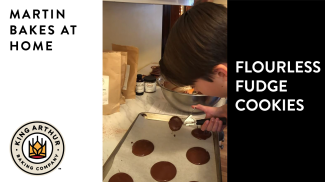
[10,121,64,175]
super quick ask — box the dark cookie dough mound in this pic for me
[169,116,183,131]
[186,147,210,165]
[109,173,133,182]
[132,139,154,157]
[191,128,212,140]
[150,161,177,181]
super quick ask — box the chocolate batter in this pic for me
[150,161,177,181]
[191,128,212,140]
[169,116,183,131]
[186,147,210,165]
[132,140,154,157]
[109,173,133,182]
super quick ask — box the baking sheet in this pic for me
[104,113,218,182]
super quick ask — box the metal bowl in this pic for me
[157,76,221,113]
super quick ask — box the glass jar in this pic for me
[136,74,144,95]
[144,76,157,93]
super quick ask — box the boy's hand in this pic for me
[201,118,226,132]
[192,104,227,132]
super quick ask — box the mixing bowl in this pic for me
[157,76,221,113]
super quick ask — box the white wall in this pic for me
[103,2,162,70]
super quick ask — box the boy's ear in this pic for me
[213,64,227,79]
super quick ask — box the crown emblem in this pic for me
[29,136,46,159]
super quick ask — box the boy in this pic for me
[159,2,227,132]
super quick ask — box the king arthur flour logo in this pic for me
[10,121,64,175]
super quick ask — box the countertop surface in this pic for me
[102,63,160,165]
[102,63,226,167]
[102,86,165,165]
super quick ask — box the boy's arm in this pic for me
[217,104,227,118]
[192,104,227,119]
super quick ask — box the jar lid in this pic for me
[137,74,142,79]
[144,75,156,82]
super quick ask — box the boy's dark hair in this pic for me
[159,2,227,86]
[194,0,208,6]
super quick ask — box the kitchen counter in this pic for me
[102,86,165,165]
[102,63,227,170]
[102,63,160,165]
